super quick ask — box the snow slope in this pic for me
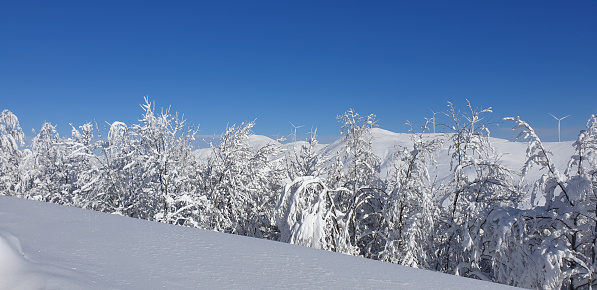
[196,128,575,207]
[192,128,574,208]
[0,196,516,289]
[242,128,575,181]
[362,128,573,179]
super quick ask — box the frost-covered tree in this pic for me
[569,115,597,181]
[77,99,201,225]
[285,129,323,180]
[566,114,597,290]
[276,176,339,250]
[318,109,385,256]
[0,110,25,196]
[278,127,362,252]
[23,122,80,204]
[134,98,200,225]
[64,123,100,207]
[79,120,145,216]
[329,109,381,189]
[59,122,99,208]
[202,121,284,238]
[380,127,442,268]
[489,115,597,289]
[434,101,520,277]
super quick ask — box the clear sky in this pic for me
[1,0,596,142]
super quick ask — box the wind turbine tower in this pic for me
[549,113,569,142]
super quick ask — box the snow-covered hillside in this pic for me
[0,196,515,289]
[208,127,574,184]
[2,105,594,289]
[237,127,575,206]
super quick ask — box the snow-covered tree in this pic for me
[202,121,284,238]
[490,115,597,289]
[316,109,385,256]
[23,122,79,204]
[60,122,99,208]
[276,176,338,250]
[285,129,323,180]
[0,110,25,196]
[278,126,366,252]
[133,98,200,225]
[380,128,442,268]
[566,114,597,290]
[569,115,597,180]
[79,120,144,216]
[76,99,201,225]
[434,101,520,277]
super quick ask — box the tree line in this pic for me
[1,98,596,289]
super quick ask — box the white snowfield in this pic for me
[0,196,517,289]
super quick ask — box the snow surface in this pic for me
[0,196,516,289]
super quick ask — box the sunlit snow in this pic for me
[0,196,516,289]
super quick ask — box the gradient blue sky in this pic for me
[1,1,596,142]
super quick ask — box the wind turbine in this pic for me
[289,121,304,143]
[549,113,569,142]
[429,108,438,133]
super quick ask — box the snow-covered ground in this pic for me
[0,195,517,289]
[1,127,574,289]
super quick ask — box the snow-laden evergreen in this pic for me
[1,99,596,289]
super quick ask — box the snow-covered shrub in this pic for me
[279,124,364,253]
[7,99,597,289]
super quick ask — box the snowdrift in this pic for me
[0,196,515,289]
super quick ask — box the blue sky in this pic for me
[1,1,596,142]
